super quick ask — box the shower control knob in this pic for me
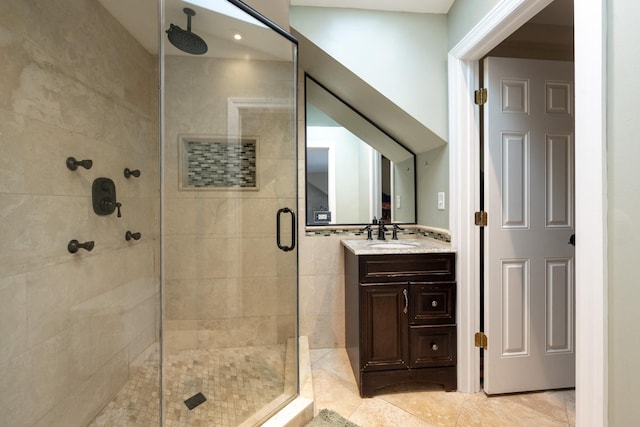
[125,231,142,241]
[124,168,141,178]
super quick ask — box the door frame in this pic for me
[448,0,607,425]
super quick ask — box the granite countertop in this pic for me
[341,237,454,255]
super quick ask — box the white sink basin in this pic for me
[370,242,417,249]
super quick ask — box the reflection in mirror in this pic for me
[305,75,416,226]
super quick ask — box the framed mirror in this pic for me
[305,75,416,226]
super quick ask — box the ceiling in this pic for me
[289,0,455,14]
[100,0,292,58]
[99,0,573,57]
[99,0,456,57]
[98,0,573,154]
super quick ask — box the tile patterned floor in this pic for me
[90,345,287,427]
[90,345,575,426]
[310,348,576,427]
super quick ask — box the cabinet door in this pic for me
[409,282,456,325]
[360,285,409,371]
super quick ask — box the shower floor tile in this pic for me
[90,345,286,427]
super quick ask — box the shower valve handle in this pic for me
[68,239,94,253]
[100,199,122,217]
[125,231,141,241]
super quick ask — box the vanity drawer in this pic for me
[359,253,455,283]
[409,325,456,368]
[409,282,456,325]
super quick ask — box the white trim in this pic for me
[227,97,292,137]
[449,0,555,395]
[307,140,337,224]
[448,54,481,394]
[574,1,607,425]
[369,149,382,220]
[329,144,336,224]
[448,0,553,60]
[448,0,607,424]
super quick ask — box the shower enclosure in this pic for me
[0,0,298,425]
[160,0,299,425]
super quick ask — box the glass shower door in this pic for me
[161,1,298,425]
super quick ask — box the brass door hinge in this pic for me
[475,332,488,350]
[474,211,488,227]
[474,88,487,106]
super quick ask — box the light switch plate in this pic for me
[437,192,445,210]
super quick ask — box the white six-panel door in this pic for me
[483,57,575,394]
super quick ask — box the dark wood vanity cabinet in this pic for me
[345,251,457,397]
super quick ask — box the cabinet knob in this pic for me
[431,300,438,308]
[431,343,439,351]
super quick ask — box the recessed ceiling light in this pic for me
[234,33,242,40]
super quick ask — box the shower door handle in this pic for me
[276,207,296,252]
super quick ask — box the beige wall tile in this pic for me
[299,274,344,316]
[0,273,27,366]
[164,278,242,320]
[0,348,35,426]
[197,316,279,348]
[162,197,239,236]
[298,235,345,276]
[26,268,72,348]
[29,332,77,420]
[33,349,129,427]
[296,228,348,350]
[0,1,159,424]
[242,276,296,317]
[300,312,345,349]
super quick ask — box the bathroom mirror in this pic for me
[305,75,416,226]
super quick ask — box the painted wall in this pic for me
[293,6,451,230]
[417,146,449,229]
[607,0,640,424]
[245,0,290,30]
[290,6,449,142]
[0,0,159,425]
[394,157,417,223]
[447,0,502,49]
[294,7,452,349]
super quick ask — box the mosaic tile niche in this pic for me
[181,136,258,189]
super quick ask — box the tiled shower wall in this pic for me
[163,56,297,353]
[0,1,159,426]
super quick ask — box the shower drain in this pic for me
[184,392,207,410]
